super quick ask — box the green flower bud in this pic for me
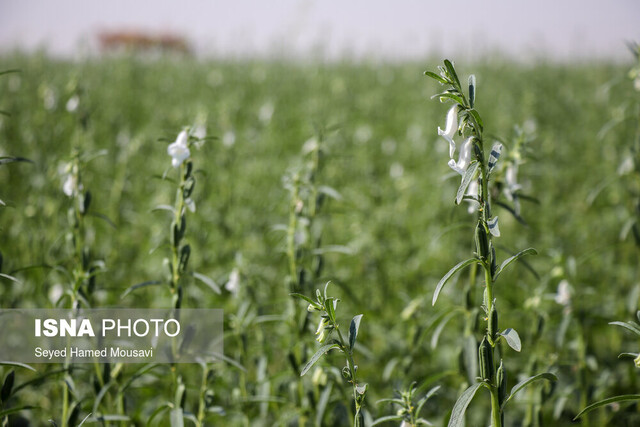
[497,359,507,404]
[478,337,494,382]
[488,303,498,340]
[475,221,490,260]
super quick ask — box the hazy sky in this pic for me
[1,0,639,61]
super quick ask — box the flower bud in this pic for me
[478,337,494,382]
[475,221,490,260]
[488,303,498,340]
[316,317,329,343]
[497,359,507,403]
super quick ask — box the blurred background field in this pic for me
[1,0,640,425]
[0,52,638,425]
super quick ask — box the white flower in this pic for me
[400,421,412,427]
[504,164,521,201]
[448,137,473,175]
[193,124,206,140]
[225,268,240,296]
[66,95,79,112]
[167,130,190,168]
[554,280,571,306]
[63,174,76,197]
[259,101,274,124]
[355,125,372,144]
[618,155,634,176]
[390,162,404,179]
[43,88,56,110]
[222,131,236,147]
[315,317,329,343]
[48,283,63,305]
[438,105,459,158]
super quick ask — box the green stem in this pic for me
[171,162,186,301]
[476,122,501,427]
[490,385,502,427]
[335,326,361,426]
[61,378,69,427]
[196,364,209,426]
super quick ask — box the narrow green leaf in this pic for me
[151,204,176,214]
[0,69,20,77]
[170,407,184,427]
[0,406,35,418]
[1,370,15,401]
[290,292,316,306]
[416,385,441,416]
[618,352,638,359]
[13,368,67,394]
[0,273,21,284]
[500,328,522,352]
[121,280,164,299]
[610,321,640,337]
[468,109,484,132]
[502,373,557,410]
[448,382,486,427]
[92,382,114,416]
[119,364,161,393]
[192,272,221,294]
[300,344,340,376]
[574,394,640,420]
[0,156,33,165]
[78,413,92,426]
[371,415,404,426]
[494,248,538,280]
[375,398,405,405]
[430,311,460,349]
[0,361,36,372]
[456,161,479,205]
[146,403,171,426]
[318,185,343,200]
[433,92,465,105]
[315,382,333,426]
[89,415,131,422]
[324,298,336,323]
[349,314,363,351]
[424,71,449,85]
[433,258,480,305]
[444,59,461,89]
[311,245,354,255]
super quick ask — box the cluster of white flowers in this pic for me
[437,105,479,212]
[438,105,474,176]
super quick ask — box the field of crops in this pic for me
[0,52,639,426]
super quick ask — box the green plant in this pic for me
[425,60,557,427]
[293,283,367,427]
[372,383,439,426]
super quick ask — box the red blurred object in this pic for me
[97,30,191,54]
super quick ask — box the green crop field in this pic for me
[0,52,639,426]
